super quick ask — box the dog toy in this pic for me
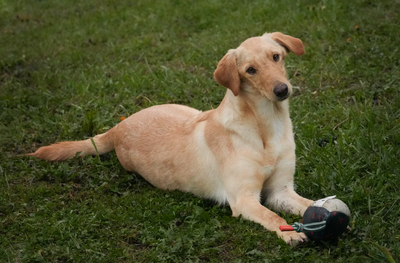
[279,196,350,241]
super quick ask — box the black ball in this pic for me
[302,206,350,241]
[302,198,350,241]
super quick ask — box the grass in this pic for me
[1,0,399,262]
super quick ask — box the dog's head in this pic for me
[214,32,304,102]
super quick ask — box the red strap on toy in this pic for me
[279,225,295,231]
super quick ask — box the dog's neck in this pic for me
[214,90,292,148]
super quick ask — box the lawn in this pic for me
[1,0,399,262]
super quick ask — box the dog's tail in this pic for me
[26,128,116,161]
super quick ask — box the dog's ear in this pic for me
[214,49,240,96]
[269,32,305,56]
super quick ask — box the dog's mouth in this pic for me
[276,93,290,101]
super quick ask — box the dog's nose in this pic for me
[273,83,289,100]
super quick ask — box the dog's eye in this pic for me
[273,54,280,62]
[246,67,257,75]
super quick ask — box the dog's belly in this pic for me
[113,104,228,202]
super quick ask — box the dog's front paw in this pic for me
[279,231,308,246]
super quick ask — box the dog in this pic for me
[28,32,314,245]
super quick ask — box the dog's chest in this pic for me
[258,121,294,176]
[260,164,274,177]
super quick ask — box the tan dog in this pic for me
[28,32,313,244]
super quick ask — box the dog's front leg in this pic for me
[263,156,314,216]
[230,192,308,245]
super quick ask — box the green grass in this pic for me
[1,0,399,262]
